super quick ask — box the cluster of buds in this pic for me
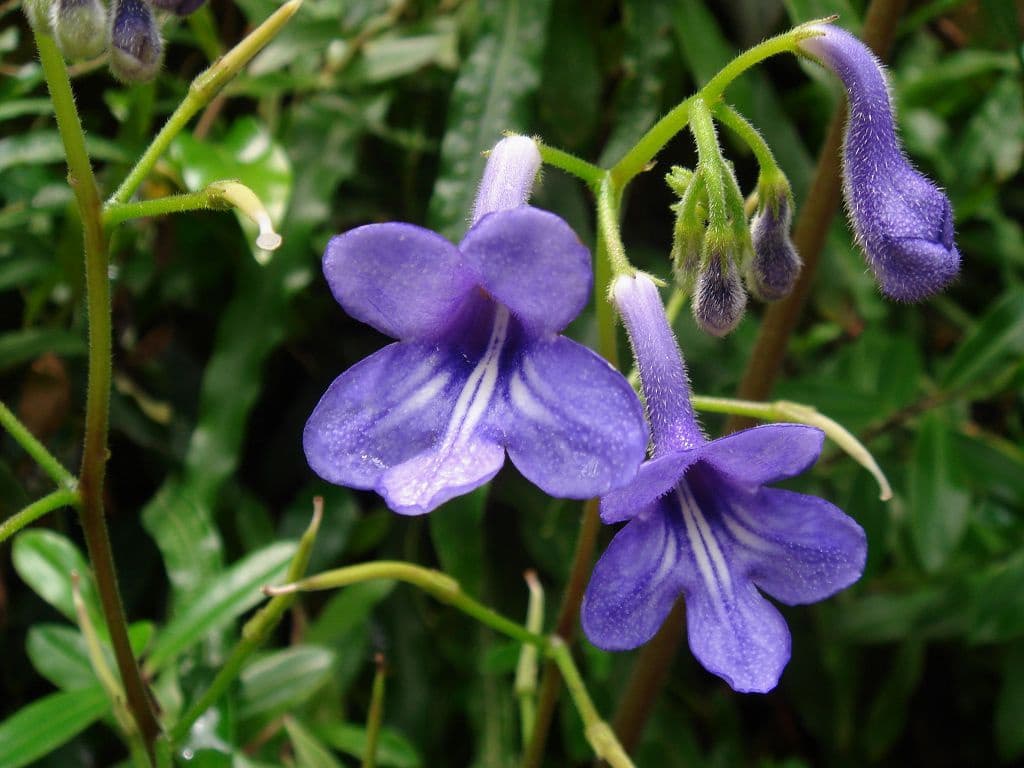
[26,0,206,82]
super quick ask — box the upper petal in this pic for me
[303,341,505,515]
[721,486,867,605]
[582,503,682,651]
[701,424,825,487]
[323,222,477,341]
[599,450,702,524]
[499,336,648,499]
[459,207,591,335]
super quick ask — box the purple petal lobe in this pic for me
[672,481,791,693]
[599,450,702,524]
[460,207,592,335]
[582,503,682,650]
[323,223,476,341]
[612,273,704,454]
[801,25,960,302]
[303,340,505,516]
[725,487,867,605]
[471,136,542,223]
[701,424,825,486]
[501,337,648,498]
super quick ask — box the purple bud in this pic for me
[800,24,960,302]
[109,0,163,83]
[471,135,542,223]
[747,192,801,301]
[149,0,206,16]
[693,251,746,337]
[51,0,108,60]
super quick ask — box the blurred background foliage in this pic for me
[1,0,1023,765]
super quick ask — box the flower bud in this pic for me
[471,135,542,224]
[799,24,960,301]
[109,0,163,83]
[149,0,206,15]
[693,243,747,337]
[746,191,801,301]
[50,0,108,60]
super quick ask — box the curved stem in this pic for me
[537,142,604,188]
[35,28,161,755]
[0,488,80,544]
[266,560,634,768]
[0,400,77,489]
[714,103,781,180]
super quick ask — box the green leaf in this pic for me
[908,412,970,573]
[957,75,1024,183]
[862,641,924,759]
[429,486,488,596]
[997,643,1024,762]
[27,622,156,691]
[237,645,336,720]
[427,0,552,241]
[316,722,423,768]
[969,553,1024,644]
[350,24,459,84]
[942,288,1024,390]
[0,686,108,768]
[306,580,396,647]
[283,717,344,768]
[11,530,104,633]
[0,131,132,172]
[0,328,86,370]
[145,541,296,672]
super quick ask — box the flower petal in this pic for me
[722,487,867,605]
[582,502,682,650]
[323,223,477,341]
[670,480,791,693]
[701,424,824,487]
[500,337,648,499]
[303,341,504,515]
[599,450,702,524]
[460,207,591,334]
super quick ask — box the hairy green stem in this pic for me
[265,560,633,767]
[109,0,302,205]
[0,488,80,544]
[0,400,77,489]
[169,503,323,745]
[103,190,217,228]
[35,28,161,755]
[538,142,604,188]
[714,103,781,181]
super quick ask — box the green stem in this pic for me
[713,103,781,180]
[0,488,80,544]
[537,143,604,188]
[102,190,217,228]
[266,560,633,768]
[109,0,303,205]
[611,26,810,186]
[361,656,387,768]
[597,174,634,277]
[515,572,544,749]
[0,400,77,489]
[35,28,161,756]
[688,97,729,230]
[169,503,323,744]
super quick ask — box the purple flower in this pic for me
[747,191,801,301]
[109,0,163,83]
[581,273,866,693]
[304,137,648,515]
[799,24,960,302]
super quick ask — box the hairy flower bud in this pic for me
[109,0,163,83]
[800,24,960,301]
[693,246,746,337]
[747,191,801,301]
[51,0,108,60]
[471,135,542,224]
[149,0,206,15]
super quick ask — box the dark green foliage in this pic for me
[1,0,1022,766]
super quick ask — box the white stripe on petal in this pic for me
[676,481,733,616]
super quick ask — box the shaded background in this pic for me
[1,0,1023,765]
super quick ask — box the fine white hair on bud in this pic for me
[51,0,108,61]
[109,0,163,83]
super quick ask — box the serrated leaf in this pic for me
[427,0,552,241]
[0,687,108,768]
[908,413,970,573]
[145,541,296,672]
[237,645,336,720]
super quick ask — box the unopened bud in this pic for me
[149,0,206,15]
[747,192,801,301]
[109,0,163,83]
[51,0,108,60]
[693,247,747,337]
[23,0,51,31]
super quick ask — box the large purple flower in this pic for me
[581,273,866,693]
[304,137,648,515]
[800,24,960,302]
